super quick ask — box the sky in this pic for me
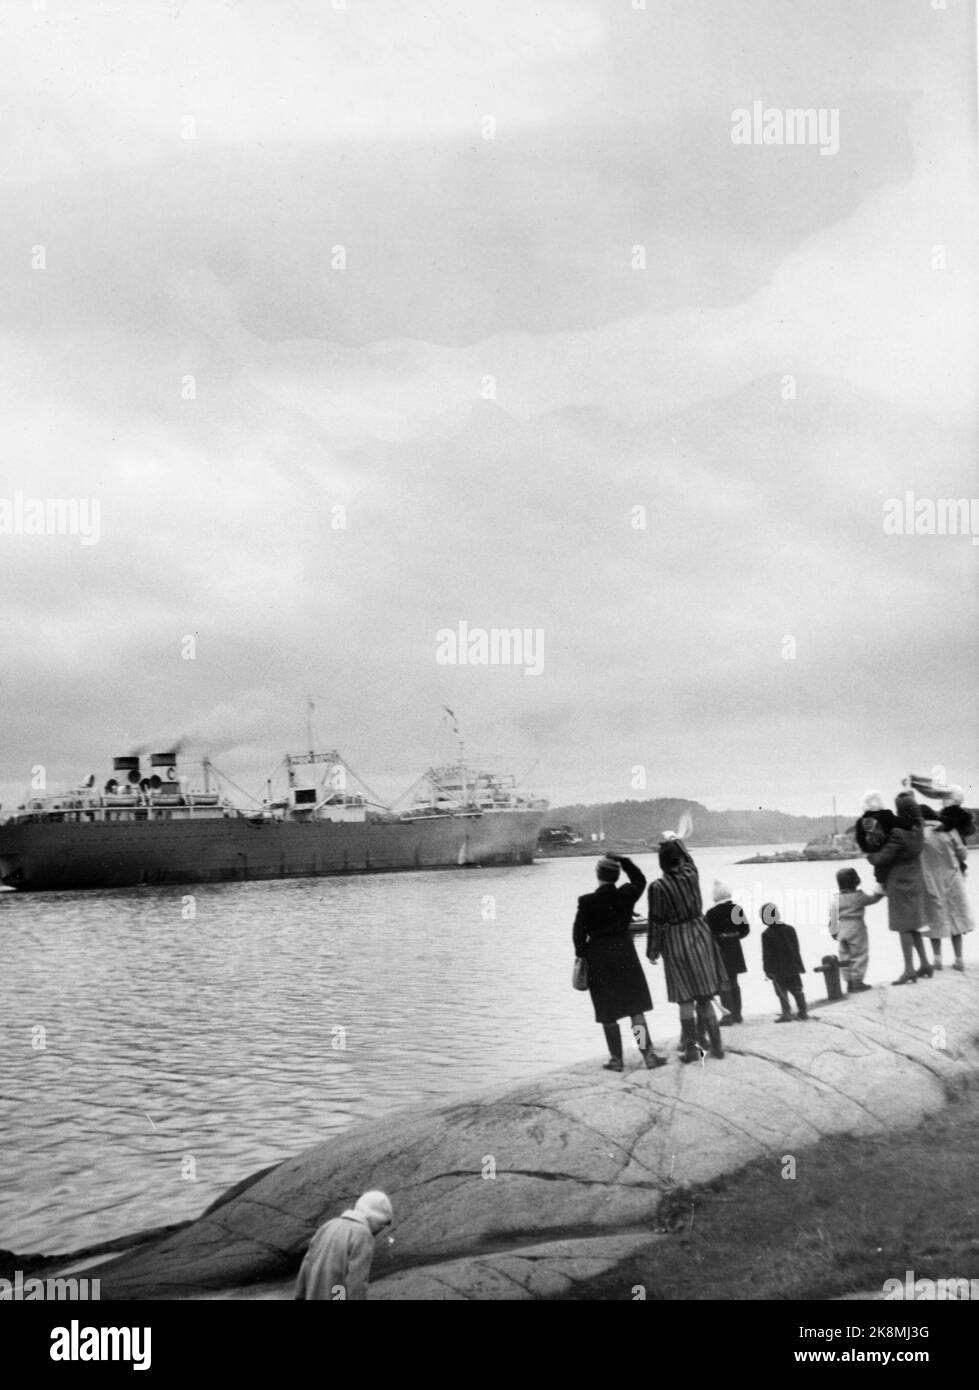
[0,0,976,818]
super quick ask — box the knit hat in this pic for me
[894,791,921,821]
[712,880,732,904]
[863,790,884,811]
[596,854,619,880]
[353,1190,393,1233]
[944,785,965,807]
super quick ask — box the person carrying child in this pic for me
[828,867,883,993]
[760,902,809,1021]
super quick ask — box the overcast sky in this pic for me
[0,0,976,818]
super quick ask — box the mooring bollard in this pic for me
[815,953,843,1002]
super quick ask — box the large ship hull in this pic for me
[0,810,545,892]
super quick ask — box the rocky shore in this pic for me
[26,970,977,1301]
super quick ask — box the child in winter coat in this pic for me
[760,903,808,1021]
[855,791,897,884]
[829,867,883,992]
[294,1191,393,1300]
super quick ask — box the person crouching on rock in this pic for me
[760,904,809,1021]
[573,853,667,1072]
[828,867,883,993]
[294,1190,393,1300]
[646,837,727,1062]
[705,880,750,1026]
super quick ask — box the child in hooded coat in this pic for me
[705,880,750,1025]
[294,1191,393,1300]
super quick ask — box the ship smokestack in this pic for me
[149,752,179,790]
[113,755,141,785]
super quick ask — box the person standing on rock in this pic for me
[920,794,974,972]
[646,837,727,1062]
[828,867,883,993]
[866,791,930,984]
[704,880,750,1026]
[760,904,809,1021]
[294,1190,393,1300]
[573,852,667,1072]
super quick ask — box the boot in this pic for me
[699,1005,724,1059]
[796,996,809,1021]
[633,1015,668,1069]
[729,983,743,1023]
[678,1018,701,1065]
[603,1024,623,1071]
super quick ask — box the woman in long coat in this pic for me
[646,838,727,1062]
[867,791,929,983]
[573,853,667,1072]
[921,801,974,971]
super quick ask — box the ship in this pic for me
[0,746,548,892]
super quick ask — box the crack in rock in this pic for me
[512,1099,659,1177]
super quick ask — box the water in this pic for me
[2,847,975,1255]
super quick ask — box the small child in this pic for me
[829,867,883,993]
[760,903,808,1021]
[854,791,897,884]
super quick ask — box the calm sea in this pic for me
[2,846,976,1254]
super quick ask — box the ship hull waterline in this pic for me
[0,811,546,892]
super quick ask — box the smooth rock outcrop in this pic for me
[85,975,979,1299]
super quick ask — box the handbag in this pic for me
[572,956,589,991]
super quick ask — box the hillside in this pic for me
[542,798,847,848]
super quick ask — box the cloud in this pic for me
[2,0,605,187]
[1,0,975,817]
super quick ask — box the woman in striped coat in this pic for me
[646,837,728,1062]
